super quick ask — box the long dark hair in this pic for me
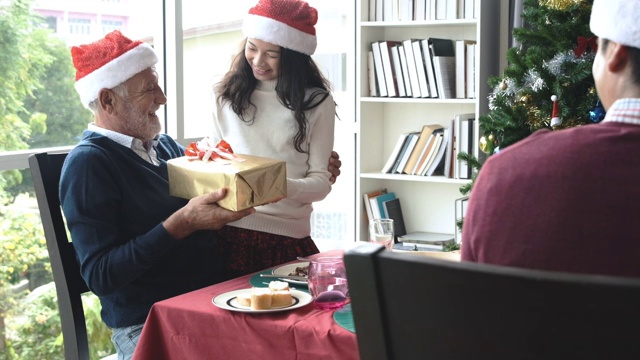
[216,39,334,153]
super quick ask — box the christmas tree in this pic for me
[459,0,604,196]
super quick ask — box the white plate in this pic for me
[272,262,309,285]
[212,288,312,313]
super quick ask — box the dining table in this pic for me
[132,249,360,360]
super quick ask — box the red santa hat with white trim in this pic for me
[71,30,158,108]
[590,0,640,49]
[242,0,318,56]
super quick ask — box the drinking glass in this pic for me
[369,218,395,250]
[307,256,349,310]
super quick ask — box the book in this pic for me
[393,132,420,173]
[425,128,449,176]
[459,116,474,179]
[402,124,442,174]
[414,0,426,20]
[411,39,431,98]
[382,132,412,173]
[363,189,386,222]
[402,39,423,98]
[454,113,474,179]
[382,197,408,239]
[367,51,379,97]
[444,118,455,178]
[397,45,413,97]
[429,38,456,99]
[371,42,388,97]
[421,38,439,98]
[411,133,436,175]
[390,44,407,97]
[463,0,474,19]
[369,191,395,219]
[375,192,396,218]
[399,0,414,21]
[369,0,377,21]
[380,40,402,97]
[419,130,444,176]
[455,40,475,99]
[399,231,455,250]
[466,43,476,99]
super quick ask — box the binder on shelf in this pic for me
[466,43,476,99]
[454,113,474,179]
[367,51,379,97]
[421,38,439,98]
[380,40,402,97]
[411,39,431,98]
[371,42,388,97]
[391,131,419,174]
[429,38,456,99]
[455,40,476,99]
[419,129,444,176]
[375,192,397,219]
[382,132,412,173]
[393,131,420,173]
[390,44,407,97]
[402,39,422,98]
[397,44,413,97]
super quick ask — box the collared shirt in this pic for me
[602,98,640,125]
[87,123,160,165]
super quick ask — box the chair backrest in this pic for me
[29,152,91,360]
[345,242,640,360]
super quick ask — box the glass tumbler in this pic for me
[369,218,395,250]
[307,256,349,310]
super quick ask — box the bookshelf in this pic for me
[356,0,506,242]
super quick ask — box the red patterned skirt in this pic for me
[217,225,319,280]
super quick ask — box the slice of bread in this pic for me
[251,288,273,310]
[271,290,293,307]
[236,292,252,307]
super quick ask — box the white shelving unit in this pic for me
[355,1,505,242]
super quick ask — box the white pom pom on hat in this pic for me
[242,0,318,55]
[590,0,640,49]
[71,30,158,108]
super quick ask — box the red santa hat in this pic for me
[71,30,158,108]
[242,0,318,55]
[590,0,640,49]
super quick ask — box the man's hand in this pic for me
[328,150,342,184]
[163,188,255,240]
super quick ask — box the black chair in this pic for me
[29,152,116,360]
[344,242,640,360]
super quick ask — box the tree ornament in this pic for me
[540,0,580,11]
[574,36,598,57]
[589,100,606,123]
[499,79,508,91]
[550,95,562,127]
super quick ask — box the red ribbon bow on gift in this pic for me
[185,138,243,162]
[574,36,598,57]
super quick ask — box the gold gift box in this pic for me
[167,154,287,211]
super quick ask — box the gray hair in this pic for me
[87,82,130,112]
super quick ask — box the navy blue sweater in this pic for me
[60,131,225,328]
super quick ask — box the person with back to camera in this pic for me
[461,0,640,278]
[60,29,341,359]
[212,0,339,278]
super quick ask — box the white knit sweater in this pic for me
[211,79,335,238]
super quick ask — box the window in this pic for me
[102,19,123,34]
[69,18,91,35]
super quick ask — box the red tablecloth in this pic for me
[133,253,359,360]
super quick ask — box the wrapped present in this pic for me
[167,138,286,211]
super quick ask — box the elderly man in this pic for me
[61,30,340,359]
[461,0,640,278]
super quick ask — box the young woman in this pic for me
[212,0,337,278]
